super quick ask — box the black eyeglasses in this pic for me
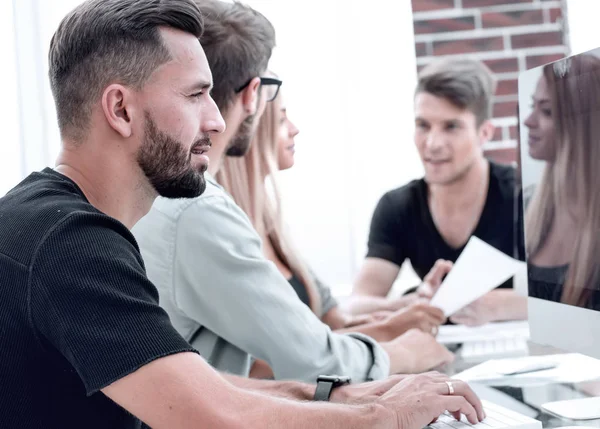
[235,76,283,102]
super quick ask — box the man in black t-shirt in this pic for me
[0,1,485,428]
[350,58,527,327]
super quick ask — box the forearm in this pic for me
[223,372,314,401]
[335,320,392,343]
[341,295,397,315]
[493,290,528,321]
[235,389,390,429]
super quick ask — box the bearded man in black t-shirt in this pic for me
[349,58,527,327]
[0,1,486,428]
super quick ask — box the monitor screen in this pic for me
[520,48,600,313]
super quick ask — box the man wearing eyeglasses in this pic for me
[133,0,451,384]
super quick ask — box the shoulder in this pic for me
[488,161,518,199]
[377,179,424,211]
[489,161,517,186]
[35,210,143,269]
[150,179,242,221]
[0,171,137,266]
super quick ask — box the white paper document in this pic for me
[430,236,526,316]
[436,321,530,345]
[455,353,600,387]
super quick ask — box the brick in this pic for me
[485,148,518,165]
[526,53,565,69]
[414,16,476,35]
[482,10,543,28]
[411,0,454,12]
[463,0,532,7]
[509,126,518,140]
[511,31,563,49]
[492,127,504,142]
[549,8,563,23]
[493,101,518,117]
[433,36,503,55]
[496,79,518,96]
[415,42,428,57]
[483,58,519,73]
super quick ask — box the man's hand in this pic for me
[381,329,454,374]
[377,372,485,429]
[329,374,409,404]
[382,303,446,339]
[450,290,527,326]
[418,259,453,299]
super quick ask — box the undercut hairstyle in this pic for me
[195,0,276,113]
[48,0,204,141]
[416,58,497,126]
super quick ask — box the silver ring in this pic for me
[431,326,438,336]
[445,380,455,395]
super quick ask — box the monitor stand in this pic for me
[542,397,600,420]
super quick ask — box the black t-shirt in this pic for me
[366,162,523,287]
[0,168,197,428]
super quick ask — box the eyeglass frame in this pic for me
[234,76,283,102]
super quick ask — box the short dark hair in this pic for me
[49,0,204,140]
[195,0,276,113]
[416,58,497,126]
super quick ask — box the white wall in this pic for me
[244,0,422,295]
[8,0,422,295]
[567,0,600,55]
[0,0,21,196]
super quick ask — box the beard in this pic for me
[226,113,254,157]
[137,112,208,199]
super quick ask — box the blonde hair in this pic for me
[526,54,600,307]
[216,94,322,315]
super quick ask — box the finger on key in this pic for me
[444,396,479,425]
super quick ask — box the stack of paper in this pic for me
[454,353,600,387]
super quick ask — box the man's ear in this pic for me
[478,120,495,146]
[101,84,138,138]
[239,77,261,115]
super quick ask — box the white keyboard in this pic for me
[459,337,529,361]
[428,399,541,429]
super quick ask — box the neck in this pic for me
[208,110,243,176]
[55,139,155,229]
[428,158,489,211]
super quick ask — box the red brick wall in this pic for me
[412,0,570,165]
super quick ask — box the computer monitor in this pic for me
[519,47,600,420]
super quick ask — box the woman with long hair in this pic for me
[216,88,446,338]
[524,53,600,309]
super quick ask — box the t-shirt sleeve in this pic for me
[311,272,338,317]
[29,212,197,396]
[366,192,406,267]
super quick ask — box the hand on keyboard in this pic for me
[376,372,485,429]
[428,400,542,429]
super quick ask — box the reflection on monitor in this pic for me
[521,50,600,312]
[520,47,600,420]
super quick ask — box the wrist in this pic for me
[329,384,350,403]
[282,381,316,401]
[369,403,397,429]
[381,342,414,375]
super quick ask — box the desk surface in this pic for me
[444,342,600,428]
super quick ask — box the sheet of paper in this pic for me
[436,321,530,345]
[454,353,600,387]
[430,236,526,316]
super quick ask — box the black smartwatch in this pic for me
[313,375,351,401]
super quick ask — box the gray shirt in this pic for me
[132,174,389,382]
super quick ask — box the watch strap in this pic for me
[313,379,335,401]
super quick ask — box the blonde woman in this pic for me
[216,89,447,341]
[524,53,600,310]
